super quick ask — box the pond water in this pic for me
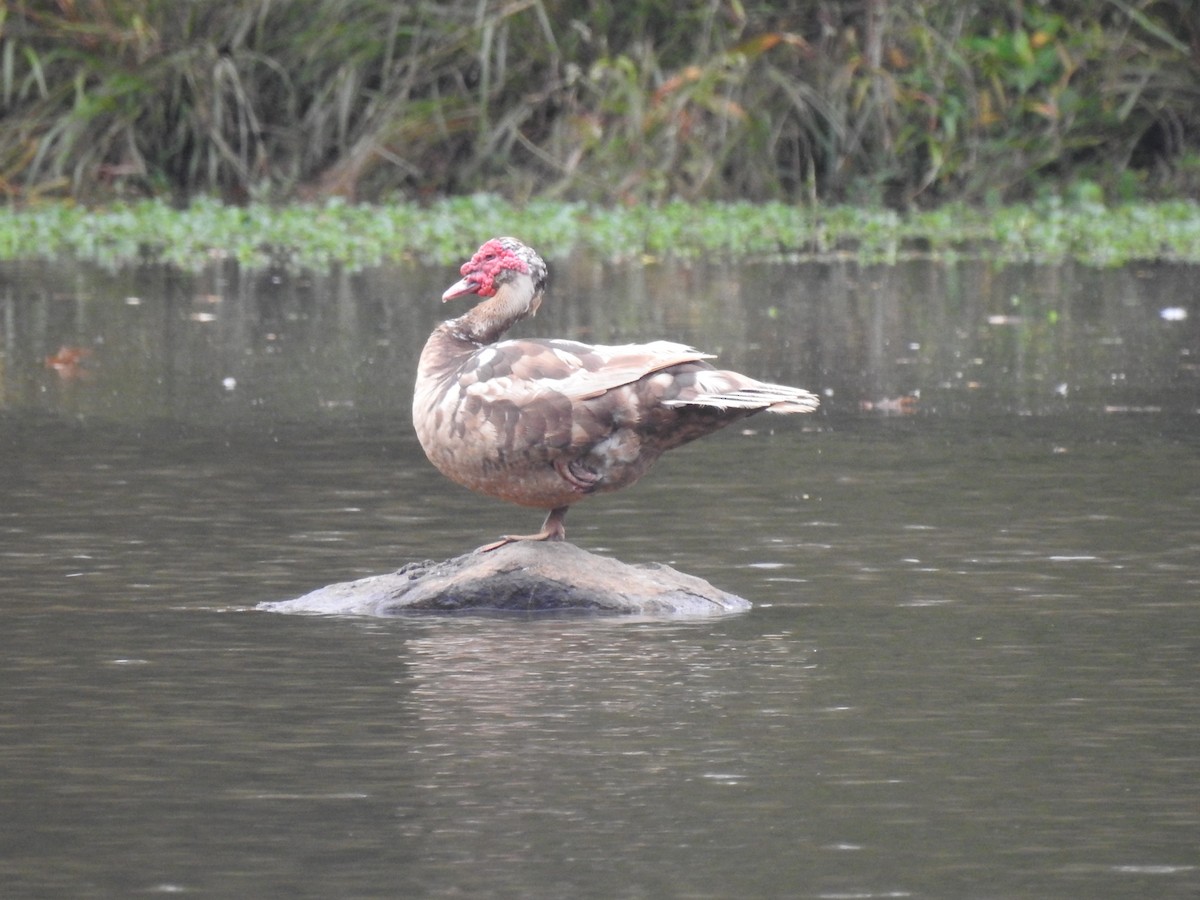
[1,253,1198,898]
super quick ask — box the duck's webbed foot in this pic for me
[477,506,569,553]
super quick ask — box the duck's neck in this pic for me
[448,280,541,345]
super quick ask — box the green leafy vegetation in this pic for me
[2,195,1199,271]
[3,2,1197,272]
[2,1,1197,206]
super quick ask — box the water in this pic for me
[1,255,1198,898]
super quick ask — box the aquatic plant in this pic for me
[1,196,1198,272]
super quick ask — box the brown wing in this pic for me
[459,338,714,402]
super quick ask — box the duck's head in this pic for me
[442,237,548,307]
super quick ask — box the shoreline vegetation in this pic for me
[1,195,1200,271]
[2,2,1198,271]
[3,2,1198,208]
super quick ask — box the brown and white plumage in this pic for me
[412,236,819,550]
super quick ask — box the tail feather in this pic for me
[665,383,820,414]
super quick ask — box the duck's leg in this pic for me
[477,506,569,553]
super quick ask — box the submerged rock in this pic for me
[258,541,751,618]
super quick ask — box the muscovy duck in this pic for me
[413,237,819,550]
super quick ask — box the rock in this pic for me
[258,541,751,618]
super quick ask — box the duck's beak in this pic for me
[441,275,479,302]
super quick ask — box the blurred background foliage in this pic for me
[2,0,1198,206]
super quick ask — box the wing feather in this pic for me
[461,338,714,406]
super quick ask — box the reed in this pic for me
[1,1,1197,205]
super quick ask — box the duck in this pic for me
[412,236,819,551]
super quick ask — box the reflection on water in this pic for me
[1,255,1198,897]
[2,255,1197,423]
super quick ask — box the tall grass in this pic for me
[2,0,1197,205]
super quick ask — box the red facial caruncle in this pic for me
[441,238,529,301]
